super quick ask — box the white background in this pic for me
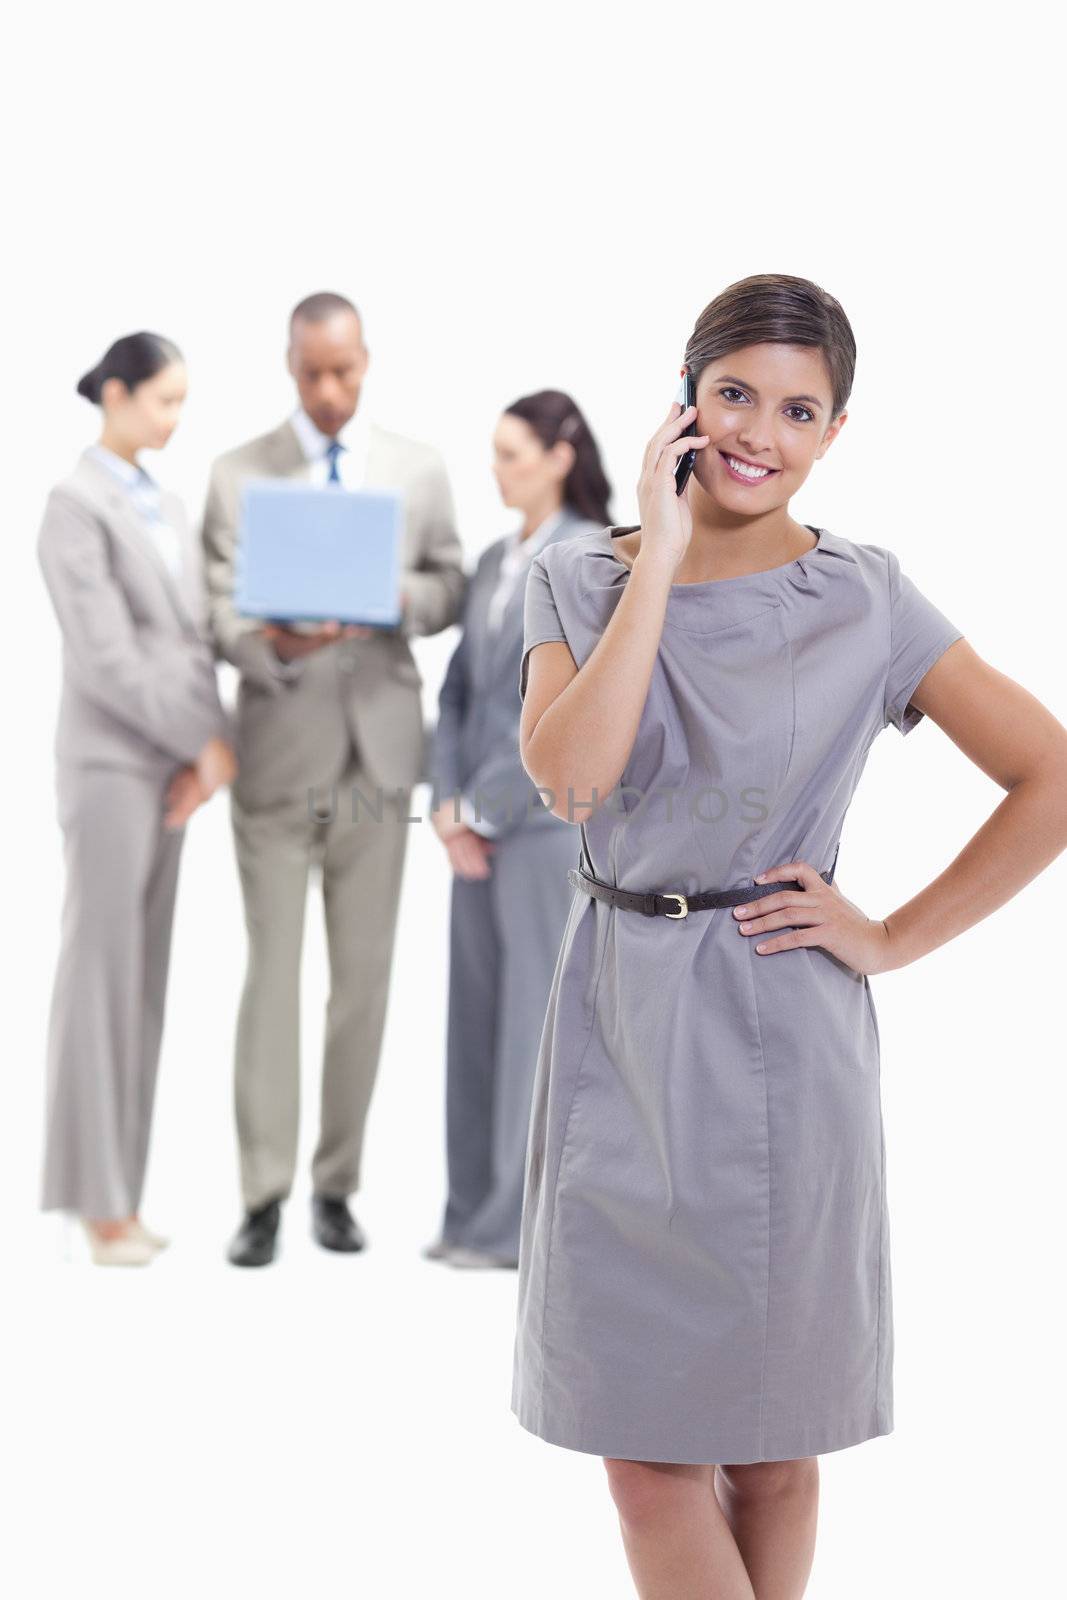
[3,3,1064,1595]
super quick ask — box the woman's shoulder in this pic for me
[832,532,928,601]
[37,470,112,565]
[535,519,619,587]
[838,531,895,570]
[41,462,108,531]
[807,532,961,644]
[825,526,939,576]
[48,451,122,516]
[795,528,912,622]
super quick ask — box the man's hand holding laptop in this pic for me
[261,585,409,661]
[262,618,370,660]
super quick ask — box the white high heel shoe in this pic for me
[445,1245,519,1270]
[127,1218,170,1251]
[81,1220,157,1267]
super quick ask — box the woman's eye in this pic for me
[719,388,813,424]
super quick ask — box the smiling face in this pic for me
[287,309,368,436]
[690,342,846,508]
[100,359,188,451]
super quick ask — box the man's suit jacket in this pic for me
[38,449,229,779]
[431,509,601,840]
[201,417,466,802]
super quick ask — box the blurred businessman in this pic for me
[202,291,466,1266]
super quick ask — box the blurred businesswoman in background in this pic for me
[37,332,235,1266]
[426,391,612,1268]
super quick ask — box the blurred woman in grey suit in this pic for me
[38,332,236,1266]
[427,391,612,1268]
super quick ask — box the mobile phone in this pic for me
[673,369,697,495]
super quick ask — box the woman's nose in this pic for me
[736,412,776,452]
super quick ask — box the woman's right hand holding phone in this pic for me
[520,393,708,820]
[634,401,709,579]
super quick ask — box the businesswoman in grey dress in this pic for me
[426,391,612,1268]
[512,275,1067,1597]
[38,332,235,1266]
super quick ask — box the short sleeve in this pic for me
[883,549,964,735]
[518,553,568,702]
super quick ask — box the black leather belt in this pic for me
[567,843,839,920]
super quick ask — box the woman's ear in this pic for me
[550,439,577,480]
[99,375,128,411]
[817,410,848,459]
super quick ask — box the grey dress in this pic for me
[509,522,964,1465]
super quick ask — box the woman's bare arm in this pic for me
[878,639,1067,969]
[519,400,708,824]
[520,555,674,821]
[715,639,1067,975]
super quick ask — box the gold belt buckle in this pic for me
[663,892,688,919]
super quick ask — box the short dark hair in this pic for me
[76,331,182,406]
[289,291,361,336]
[683,274,856,423]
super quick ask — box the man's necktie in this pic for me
[326,439,343,483]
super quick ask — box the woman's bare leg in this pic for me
[603,1458,757,1600]
[714,1459,820,1600]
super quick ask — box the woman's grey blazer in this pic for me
[37,449,229,775]
[431,510,601,838]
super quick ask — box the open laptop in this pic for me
[234,479,404,625]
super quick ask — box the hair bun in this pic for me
[76,365,101,403]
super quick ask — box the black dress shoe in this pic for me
[227,1199,281,1267]
[311,1193,366,1253]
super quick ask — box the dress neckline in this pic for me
[603,523,823,589]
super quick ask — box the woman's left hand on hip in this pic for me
[731,858,893,976]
